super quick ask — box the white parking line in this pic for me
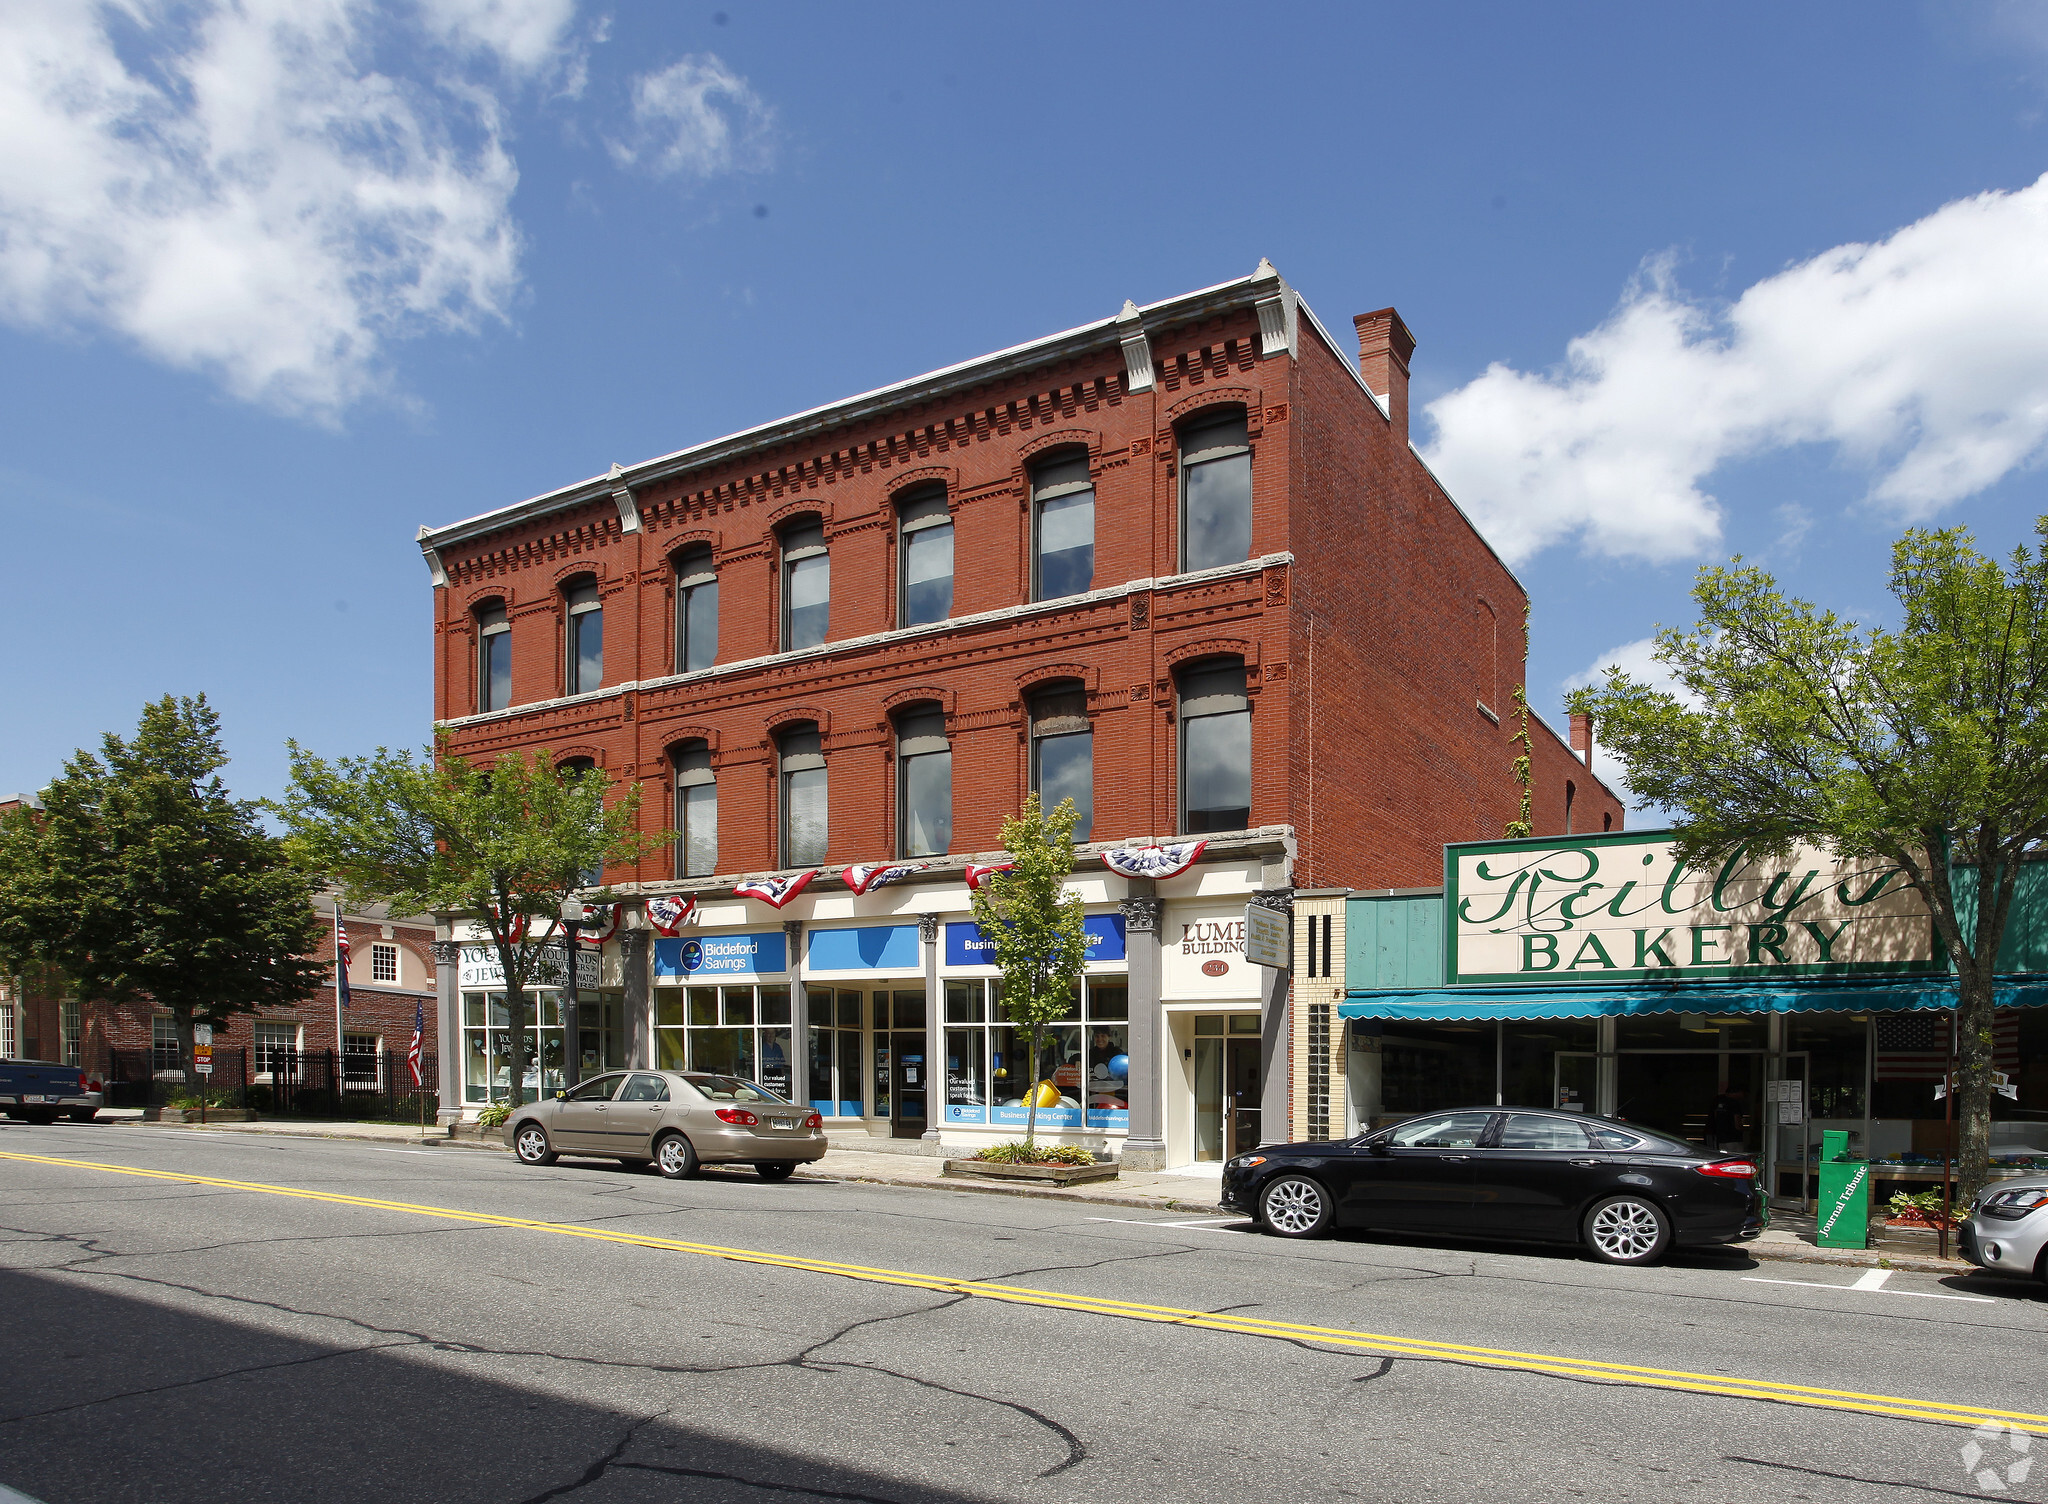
[1742,1272,1994,1302]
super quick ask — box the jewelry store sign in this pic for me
[458,943,599,990]
[1445,831,1935,985]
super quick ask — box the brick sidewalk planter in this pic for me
[941,1159,1120,1187]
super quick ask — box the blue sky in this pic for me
[4,1,2047,810]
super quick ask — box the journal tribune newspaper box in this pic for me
[1816,1128,1871,1250]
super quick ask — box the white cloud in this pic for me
[1421,173,2048,565]
[1563,637,1692,818]
[0,0,577,420]
[610,54,773,179]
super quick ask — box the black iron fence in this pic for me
[104,1046,436,1122]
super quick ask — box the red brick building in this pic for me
[417,262,1621,1166]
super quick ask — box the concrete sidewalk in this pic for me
[99,1116,1976,1272]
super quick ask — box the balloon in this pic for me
[1107,1054,1129,1079]
[1028,1080,1062,1108]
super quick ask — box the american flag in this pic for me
[1873,1009,2021,1081]
[407,1001,424,1088]
[333,905,351,1010]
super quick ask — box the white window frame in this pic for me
[565,579,603,695]
[476,604,511,712]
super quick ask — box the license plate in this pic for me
[771,1117,797,1130]
[23,1095,44,1103]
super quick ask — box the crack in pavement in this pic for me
[1723,1454,1997,1499]
[510,1405,676,1504]
[1350,1357,1394,1384]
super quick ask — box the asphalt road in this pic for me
[1,1121,2044,1504]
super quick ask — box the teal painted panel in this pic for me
[1951,861,2048,972]
[1346,895,1446,989]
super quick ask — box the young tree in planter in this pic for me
[967,793,1090,1151]
[279,738,671,1106]
[0,696,327,1087]
[1569,521,2048,1202]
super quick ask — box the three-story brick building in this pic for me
[418,261,1619,1167]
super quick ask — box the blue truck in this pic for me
[0,1059,100,1124]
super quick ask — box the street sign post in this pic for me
[1244,903,1291,972]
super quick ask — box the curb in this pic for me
[799,1166,1225,1216]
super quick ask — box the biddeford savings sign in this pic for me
[1445,831,1935,985]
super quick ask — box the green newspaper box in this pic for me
[1816,1128,1870,1249]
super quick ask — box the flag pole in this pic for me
[334,898,346,1101]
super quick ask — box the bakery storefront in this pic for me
[1340,831,2048,1196]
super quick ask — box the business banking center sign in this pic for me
[1444,831,1935,985]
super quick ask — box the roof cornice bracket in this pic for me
[1251,257,1296,360]
[416,526,447,588]
[1116,300,1155,394]
[607,463,644,534]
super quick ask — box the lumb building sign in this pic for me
[1444,831,1936,985]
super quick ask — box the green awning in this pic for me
[1339,974,2048,1022]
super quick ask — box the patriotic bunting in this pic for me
[645,895,697,936]
[964,861,1017,891]
[733,870,818,908]
[843,862,928,895]
[576,902,621,945]
[1101,841,1208,880]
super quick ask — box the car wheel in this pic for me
[25,1109,57,1127]
[513,1123,557,1166]
[1583,1195,1671,1264]
[1259,1175,1334,1238]
[755,1162,796,1182]
[653,1133,698,1180]
[69,1109,97,1123]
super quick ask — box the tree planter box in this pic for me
[942,1158,1119,1187]
[145,1107,256,1123]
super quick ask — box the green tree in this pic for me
[968,793,1090,1148]
[0,696,327,1085]
[1568,521,2048,1201]
[278,738,671,1105]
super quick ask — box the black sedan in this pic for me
[1219,1107,1764,1263]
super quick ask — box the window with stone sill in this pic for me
[1177,409,1253,573]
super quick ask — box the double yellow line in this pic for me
[6,1148,2042,1433]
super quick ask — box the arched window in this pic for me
[564,578,603,695]
[558,757,601,885]
[780,521,829,650]
[896,486,953,627]
[1031,451,1094,601]
[476,601,511,712]
[673,547,718,673]
[1029,683,1092,840]
[1177,407,1252,573]
[673,742,717,878]
[1177,658,1251,834]
[778,723,827,866]
[895,707,951,857]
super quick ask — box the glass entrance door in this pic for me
[890,1033,928,1138]
[1554,1052,1597,1113]
[1613,1050,1768,1151]
[1226,1036,1262,1157]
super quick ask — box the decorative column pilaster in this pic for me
[1119,888,1165,1170]
[620,929,652,1070]
[785,920,807,1109]
[1251,889,1295,1148]
[918,912,943,1155]
[431,941,462,1126]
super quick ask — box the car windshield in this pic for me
[684,1074,791,1105]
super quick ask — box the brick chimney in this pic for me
[1570,710,1594,765]
[1353,308,1417,444]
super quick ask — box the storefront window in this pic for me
[461,989,564,1104]
[939,978,1126,1130]
[1500,1020,1599,1113]
[1362,1020,1495,1119]
[807,987,864,1117]
[655,983,792,1099]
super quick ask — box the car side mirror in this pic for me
[1367,1139,1391,1156]
[553,1090,566,1100]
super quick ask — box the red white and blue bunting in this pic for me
[843,862,928,895]
[734,870,819,909]
[489,904,532,943]
[964,861,1017,891]
[645,894,697,936]
[1101,841,1208,881]
[575,903,621,945]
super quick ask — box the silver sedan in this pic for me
[1961,1176,2048,1285]
[504,1070,827,1181]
